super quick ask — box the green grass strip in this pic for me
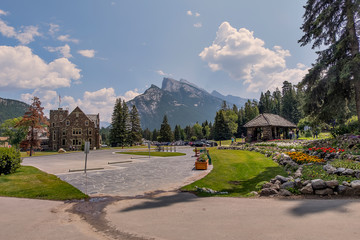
[116,151,186,157]
[181,148,287,197]
[0,166,88,200]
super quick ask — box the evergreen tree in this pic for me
[16,97,48,156]
[184,125,192,141]
[152,129,158,141]
[174,125,181,141]
[298,0,360,123]
[129,105,142,146]
[143,128,152,140]
[159,115,173,142]
[272,88,282,115]
[213,110,232,145]
[193,123,203,140]
[281,81,302,124]
[258,92,265,114]
[109,98,122,146]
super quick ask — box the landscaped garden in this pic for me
[181,148,287,197]
[208,134,360,197]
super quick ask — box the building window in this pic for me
[76,112,79,118]
[52,122,55,127]
[72,139,82,146]
[62,139,66,145]
[88,128,92,135]
[54,115,58,120]
[62,130,66,136]
[72,128,82,135]
[85,120,89,126]
[66,120,70,126]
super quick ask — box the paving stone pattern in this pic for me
[57,147,210,196]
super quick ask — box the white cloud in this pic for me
[193,22,202,28]
[195,12,200,17]
[0,19,41,44]
[0,45,81,90]
[187,10,193,16]
[45,44,72,58]
[0,9,8,16]
[57,34,79,44]
[156,70,172,76]
[49,23,60,36]
[78,49,95,58]
[199,21,308,93]
[22,88,141,123]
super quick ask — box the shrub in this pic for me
[0,147,21,175]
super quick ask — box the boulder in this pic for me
[300,183,313,194]
[58,148,66,153]
[337,185,350,195]
[275,175,289,184]
[342,169,355,176]
[334,168,346,175]
[281,181,295,190]
[279,189,292,196]
[342,181,351,187]
[315,188,334,195]
[355,170,360,179]
[323,164,336,174]
[350,180,360,189]
[294,167,302,178]
[325,180,339,189]
[271,184,281,191]
[262,182,274,189]
[302,180,311,186]
[294,178,302,188]
[260,188,278,196]
[311,179,327,190]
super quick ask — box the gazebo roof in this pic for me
[243,113,296,128]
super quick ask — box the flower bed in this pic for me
[308,147,345,153]
[286,152,325,164]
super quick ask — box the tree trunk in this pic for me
[346,0,360,123]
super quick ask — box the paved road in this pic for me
[23,147,212,196]
[106,192,360,240]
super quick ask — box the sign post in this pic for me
[84,141,90,173]
[148,142,151,158]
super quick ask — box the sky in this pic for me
[0,0,317,124]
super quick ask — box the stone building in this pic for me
[244,113,296,142]
[49,107,100,151]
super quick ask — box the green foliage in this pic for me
[301,165,357,182]
[213,110,232,141]
[0,117,27,148]
[0,147,21,175]
[0,97,28,124]
[159,115,173,142]
[109,98,130,147]
[0,166,88,200]
[192,123,203,140]
[181,149,287,197]
[331,116,360,137]
[129,105,142,146]
[298,0,360,124]
[331,159,360,171]
[287,187,301,195]
[255,181,268,191]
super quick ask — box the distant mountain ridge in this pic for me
[211,90,249,108]
[0,97,29,123]
[127,78,251,130]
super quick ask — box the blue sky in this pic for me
[0,0,316,123]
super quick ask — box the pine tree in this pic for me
[152,129,158,141]
[298,0,360,123]
[159,115,173,142]
[129,105,142,146]
[174,125,181,141]
[143,128,152,140]
[109,98,123,147]
[16,97,48,156]
[213,110,231,145]
[120,100,130,147]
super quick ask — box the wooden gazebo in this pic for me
[243,113,296,142]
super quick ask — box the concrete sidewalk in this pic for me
[105,192,360,240]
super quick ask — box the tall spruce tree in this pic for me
[129,105,142,146]
[174,125,181,141]
[109,98,123,147]
[298,0,360,123]
[159,115,173,142]
[213,110,232,146]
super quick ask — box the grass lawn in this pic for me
[0,166,88,200]
[181,148,287,197]
[116,151,186,157]
[298,132,332,140]
[216,138,245,146]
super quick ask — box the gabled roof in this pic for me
[87,114,98,124]
[244,113,296,128]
